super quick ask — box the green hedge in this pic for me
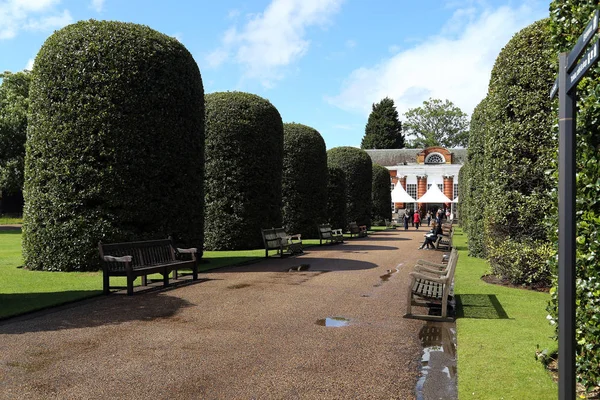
[326,165,347,230]
[23,20,205,271]
[549,0,600,390]
[282,123,327,239]
[204,91,283,250]
[488,239,553,287]
[371,163,391,224]
[327,147,372,228]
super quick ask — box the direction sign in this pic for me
[567,39,599,92]
[567,9,599,72]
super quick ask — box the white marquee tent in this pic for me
[391,182,417,203]
[416,180,453,203]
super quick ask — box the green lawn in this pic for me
[453,227,557,399]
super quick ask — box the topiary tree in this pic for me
[282,123,327,239]
[361,97,404,149]
[23,20,205,271]
[326,165,347,230]
[204,91,283,250]
[483,19,555,286]
[371,163,391,225]
[327,146,372,228]
[548,1,600,390]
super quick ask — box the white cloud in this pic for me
[25,58,34,70]
[90,0,104,12]
[0,0,71,39]
[327,3,547,118]
[206,0,344,87]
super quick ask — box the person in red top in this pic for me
[413,210,421,230]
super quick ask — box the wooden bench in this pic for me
[317,223,344,245]
[385,219,397,229]
[433,229,453,250]
[405,248,458,321]
[99,237,198,296]
[348,221,368,238]
[261,227,303,258]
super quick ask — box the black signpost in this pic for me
[550,8,599,400]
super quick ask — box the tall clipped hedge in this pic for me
[371,163,391,224]
[204,91,283,250]
[326,165,347,230]
[549,0,600,390]
[327,147,372,228]
[282,123,327,239]
[23,20,205,271]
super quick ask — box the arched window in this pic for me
[425,152,445,164]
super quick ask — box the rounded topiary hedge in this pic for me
[371,163,391,225]
[326,165,347,230]
[327,147,372,228]
[23,20,205,271]
[204,91,283,250]
[282,123,327,239]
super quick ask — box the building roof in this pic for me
[364,148,467,166]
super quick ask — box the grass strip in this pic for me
[453,227,557,399]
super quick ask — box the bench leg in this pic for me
[141,275,148,286]
[127,272,135,296]
[163,268,169,287]
[192,260,198,281]
[103,270,110,295]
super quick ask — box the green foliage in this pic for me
[326,165,347,230]
[0,70,31,195]
[371,163,391,223]
[327,147,372,228]
[360,97,404,149]
[461,97,490,258]
[282,123,328,239]
[487,239,554,287]
[204,91,283,250]
[403,98,469,148]
[548,1,600,390]
[23,20,205,271]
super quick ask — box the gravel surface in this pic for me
[0,228,448,400]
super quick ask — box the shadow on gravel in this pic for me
[208,256,379,273]
[0,288,199,334]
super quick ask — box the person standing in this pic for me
[403,210,410,230]
[426,211,431,226]
[413,210,421,230]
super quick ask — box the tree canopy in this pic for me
[0,70,31,195]
[403,98,469,148]
[360,97,404,149]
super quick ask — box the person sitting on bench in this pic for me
[418,219,442,250]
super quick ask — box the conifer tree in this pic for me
[360,97,404,149]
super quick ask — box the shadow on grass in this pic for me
[454,294,511,319]
[0,288,198,334]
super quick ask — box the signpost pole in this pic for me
[558,52,577,400]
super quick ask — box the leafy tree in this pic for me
[360,97,404,149]
[403,98,469,148]
[0,70,31,195]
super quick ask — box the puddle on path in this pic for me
[374,263,403,287]
[415,322,457,400]
[316,317,350,327]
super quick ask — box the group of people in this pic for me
[400,207,450,231]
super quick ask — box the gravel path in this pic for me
[0,228,447,400]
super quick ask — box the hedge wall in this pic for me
[327,147,372,228]
[23,20,205,271]
[204,91,283,250]
[326,165,347,230]
[282,123,327,239]
[549,0,600,390]
[371,163,391,224]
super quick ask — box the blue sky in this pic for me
[0,0,550,149]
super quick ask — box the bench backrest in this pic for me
[99,238,176,271]
[318,224,332,239]
[442,249,459,297]
[261,227,291,249]
[348,221,359,232]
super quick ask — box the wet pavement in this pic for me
[0,228,457,399]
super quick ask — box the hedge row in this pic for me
[371,163,391,224]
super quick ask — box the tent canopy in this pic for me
[416,180,453,203]
[391,183,416,203]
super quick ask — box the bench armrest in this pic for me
[103,255,132,263]
[332,229,343,235]
[288,233,302,242]
[414,265,447,276]
[416,259,445,268]
[177,247,197,254]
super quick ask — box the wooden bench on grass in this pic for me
[348,221,368,238]
[317,223,344,245]
[99,237,198,296]
[405,248,458,321]
[261,227,303,258]
[433,229,454,250]
[385,219,397,229]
